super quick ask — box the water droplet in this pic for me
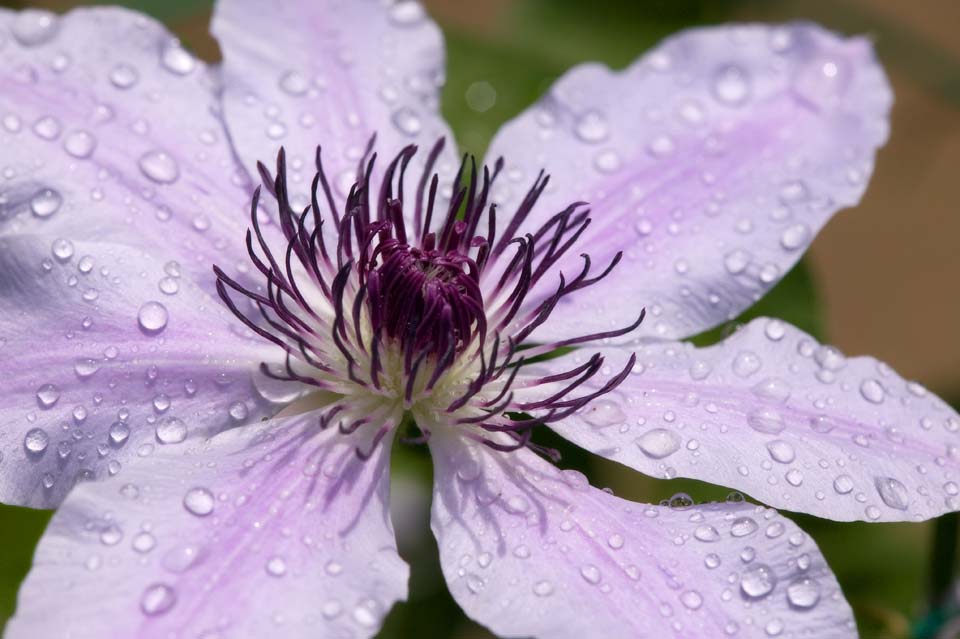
[109,63,139,89]
[388,2,426,26]
[31,189,62,218]
[64,130,96,159]
[746,407,785,434]
[99,524,123,546]
[574,110,609,143]
[793,57,849,111]
[32,115,61,140]
[740,563,777,599]
[351,600,381,628]
[158,276,180,295]
[23,428,49,455]
[581,400,625,427]
[533,580,554,597]
[875,476,909,510]
[785,469,804,487]
[859,379,885,404]
[694,525,721,542]
[636,428,681,459]
[182,487,214,517]
[766,440,796,464]
[752,377,791,402]
[786,577,821,609]
[730,516,758,537]
[140,583,176,616]
[138,301,169,335]
[155,416,187,444]
[51,238,74,261]
[780,223,810,250]
[712,64,751,105]
[278,69,309,96]
[138,150,180,184]
[228,401,249,422]
[35,383,60,408]
[680,590,703,610]
[12,10,59,46]
[385,107,423,142]
[73,358,99,378]
[607,533,624,549]
[580,564,601,584]
[724,250,750,274]
[132,531,156,553]
[160,40,196,75]
[829,474,853,495]
[266,556,287,577]
[732,350,761,377]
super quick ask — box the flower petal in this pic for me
[0,7,259,288]
[6,412,407,639]
[485,23,891,341]
[0,235,283,508]
[521,317,960,522]
[429,432,854,638]
[212,0,459,214]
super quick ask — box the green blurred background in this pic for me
[2,0,959,638]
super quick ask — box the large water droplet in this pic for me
[581,400,625,427]
[138,150,180,184]
[155,416,187,444]
[636,428,681,459]
[266,556,288,577]
[740,563,777,599]
[746,407,785,434]
[730,516,758,537]
[140,583,176,616]
[160,40,196,75]
[532,580,554,597]
[30,189,62,218]
[138,301,169,335]
[859,379,885,404]
[24,428,49,455]
[32,115,61,140]
[391,107,422,137]
[35,383,60,408]
[874,476,909,511]
[182,487,214,517]
[786,577,821,609]
[64,130,97,159]
[833,474,854,494]
[388,2,426,26]
[12,10,59,47]
[766,440,796,464]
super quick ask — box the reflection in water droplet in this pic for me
[12,10,59,47]
[140,583,176,616]
[138,301,169,335]
[31,189,62,218]
[138,150,180,184]
[740,563,777,599]
[24,428,49,454]
[182,487,214,517]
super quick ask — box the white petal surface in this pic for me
[0,7,260,289]
[485,23,891,342]
[520,317,960,522]
[0,236,281,508]
[212,0,459,215]
[7,413,408,639]
[430,432,855,638]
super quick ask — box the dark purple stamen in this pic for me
[213,138,644,460]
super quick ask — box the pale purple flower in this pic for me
[0,1,954,638]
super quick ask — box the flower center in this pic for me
[213,139,643,459]
[367,241,484,363]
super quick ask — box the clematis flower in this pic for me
[0,1,956,637]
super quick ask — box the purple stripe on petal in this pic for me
[429,432,855,638]
[485,23,891,342]
[211,0,459,223]
[6,412,407,639]
[0,236,286,508]
[0,7,265,290]
[520,317,960,522]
